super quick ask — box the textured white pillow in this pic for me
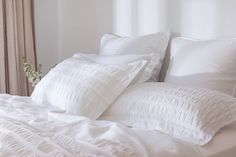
[31,57,147,119]
[73,53,161,83]
[100,83,236,145]
[165,37,236,95]
[99,32,170,81]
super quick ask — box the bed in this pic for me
[1,31,236,157]
[0,94,202,157]
[2,3,236,154]
[0,94,233,157]
[201,122,236,157]
[0,92,236,157]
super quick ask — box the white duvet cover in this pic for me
[0,94,203,157]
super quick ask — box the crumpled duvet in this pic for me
[0,94,204,157]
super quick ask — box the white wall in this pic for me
[35,0,236,73]
[35,0,113,73]
[34,0,59,74]
[113,0,236,38]
[58,0,113,60]
[181,0,236,39]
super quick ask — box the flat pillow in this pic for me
[99,31,170,81]
[164,37,236,95]
[31,57,147,119]
[99,83,236,145]
[73,53,161,83]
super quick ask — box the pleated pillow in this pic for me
[100,83,236,145]
[31,57,147,119]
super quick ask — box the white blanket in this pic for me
[0,94,204,157]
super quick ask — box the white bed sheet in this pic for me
[0,94,203,157]
[0,94,235,157]
[200,122,236,157]
[126,122,236,157]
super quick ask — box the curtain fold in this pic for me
[0,0,36,96]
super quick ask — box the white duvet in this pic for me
[0,94,203,157]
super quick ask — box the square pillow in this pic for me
[73,53,161,83]
[99,31,170,81]
[100,83,236,145]
[165,37,236,95]
[31,57,147,119]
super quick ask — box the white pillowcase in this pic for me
[165,37,236,95]
[73,53,161,83]
[100,83,236,145]
[99,32,170,81]
[31,57,147,119]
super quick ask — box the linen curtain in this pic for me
[0,0,36,96]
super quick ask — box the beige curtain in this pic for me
[0,0,36,96]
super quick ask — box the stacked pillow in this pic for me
[31,31,170,119]
[31,32,236,146]
[99,36,236,145]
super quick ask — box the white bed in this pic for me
[3,33,236,157]
[130,121,236,157]
[200,122,236,157]
[0,94,235,157]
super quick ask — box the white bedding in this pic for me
[0,94,203,157]
[200,122,236,157]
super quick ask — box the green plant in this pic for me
[23,58,42,87]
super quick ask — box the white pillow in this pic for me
[165,37,236,95]
[31,57,147,119]
[73,53,161,83]
[99,32,170,81]
[100,83,236,145]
